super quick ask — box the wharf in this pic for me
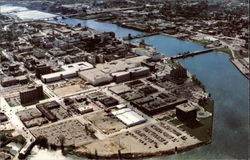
[170,48,219,60]
[230,59,249,79]
[122,32,159,40]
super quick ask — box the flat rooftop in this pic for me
[176,102,197,112]
[96,55,149,74]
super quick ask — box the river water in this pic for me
[1,5,248,159]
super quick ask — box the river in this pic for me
[1,5,248,160]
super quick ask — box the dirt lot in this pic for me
[53,84,82,96]
[85,111,126,135]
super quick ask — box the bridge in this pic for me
[170,47,220,60]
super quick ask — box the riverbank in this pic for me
[230,59,250,79]
[73,141,206,159]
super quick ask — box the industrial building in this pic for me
[109,84,132,95]
[111,71,130,83]
[99,96,119,107]
[96,55,150,74]
[112,108,146,127]
[77,106,93,114]
[0,75,27,87]
[78,68,113,86]
[41,61,93,83]
[36,101,60,122]
[1,76,19,87]
[132,95,187,115]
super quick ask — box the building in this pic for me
[1,76,18,87]
[127,66,150,78]
[77,106,93,114]
[16,75,29,84]
[36,104,57,122]
[36,65,51,79]
[132,95,187,115]
[176,102,197,122]
[36,101,60,122]
[96,55,150,74]
[111,71,130,83]
[41,61,93,83]
[99,96,119,107]
[78,68,113,86]
[170,66,187,79]
[112,108,146,127]
[20,85,44,105]
[109,84,132,95]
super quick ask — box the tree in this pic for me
[59,135,66,155]
[35,136,48,149]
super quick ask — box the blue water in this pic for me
[56,18,142,38]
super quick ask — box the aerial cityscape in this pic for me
[0,0,248,160]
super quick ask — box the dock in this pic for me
[230,59,249,79]
[122,32,159,40]
[170,48,219,60]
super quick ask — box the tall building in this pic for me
[20,85,44,105]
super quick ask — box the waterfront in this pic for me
[1,6,248,159]
[47,18,250,159]
[139,36,249,159]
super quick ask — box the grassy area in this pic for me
[179,117,212,143]
[43,93,50,99]
[5,98,17,107]
[0,130,14,143]
[234,50,249,59]
[195,39,212,46]
[216,47,233,58]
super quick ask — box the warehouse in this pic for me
[78,68,113,86]
[61,62,93,72]
[1,76,18,87]
[112,108,146,127]
[77,106,93,114]
[111,71,130,83]
[127,66,150,78]
[109,84,131,95]
[41,61,93,83]
[96,55,150,74]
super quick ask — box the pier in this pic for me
[170,47,219,60]
[122,32,159,40]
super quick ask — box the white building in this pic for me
[41,62,93,83]
[112,108,146,127]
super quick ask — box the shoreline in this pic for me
[230,59,250,79]
[72,141,208,159]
